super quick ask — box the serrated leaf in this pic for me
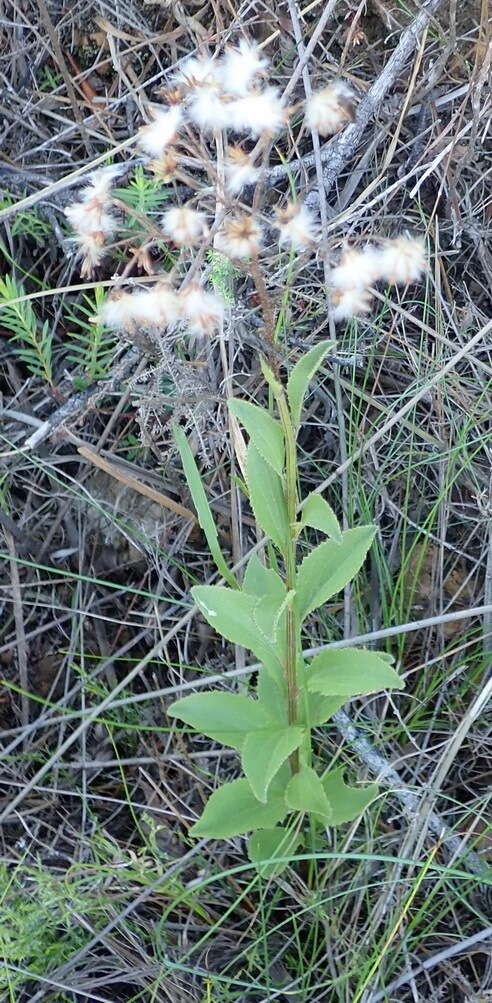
[321,767,378,824]
[243,554,285,601]
[173,426,237,588]
[287,339,335,427]
[300,493,342,543]
[295,659,344,726]
[247,444,289,553]
[307,648,404,697]
[167,692,271,749]
[191,584,283,675]
[228,400,285,475]
[296,526,376,622]
[248,827,302,877]
[190,778,288,838]
[242,726,304,802]
[285,767,332,822]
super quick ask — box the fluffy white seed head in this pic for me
[219,40,268,96]
[378,235,427,285]
[332,287,373,321]
[173,56,220,90]
[161,206,209,246]
[224,146,260,193]
[226,87,287,137]
[65,202,117,236]
[100,285,180,331]
[188,87,231,132]
[74,233,107,279]
[215,213,262,260]
[137,105,183,157]
[178,283,224,336]
[82,166,120,204]
[99,292,137,330]
[275,202,319,251]
[330,246,383,290]
[305,81,356,137]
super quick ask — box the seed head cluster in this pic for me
[64,38,427,335]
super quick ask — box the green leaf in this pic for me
[322,767,378,824]
[242,726,304,802]
[228,400,285,475]
[248,827,302,878]
[243,554,285,601]
[190,778,288,838]
[296,526,376,621]
[191,584,282,673]
[260,356,283,396]
[173,426,237,588]
[307,648,404,697]
[302,694,346,727]
[287,339,335,427]
[300,493,342,544]
[167,691,271,749]
[285,767,332,822]
[256,665,287,723]
[247,445,289,553]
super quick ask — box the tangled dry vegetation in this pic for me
[0,0,491,1001]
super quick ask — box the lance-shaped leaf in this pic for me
[299,492,342,543]
[191,584,282,674]
[287,339,335,427]
[242,725,304,802]
[321,768,379,825]
[243,553,285,601]
[285,767,332,823]
[228,399,285,475]
[190,778,288,838]
[247,444,289,553]
[296,526,376,621]
[248,827,302,878]
[167,691,272,749]
[174,425,237,588]
[307,648,404,697]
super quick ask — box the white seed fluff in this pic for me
[215,214,262,260]
[305,81,356,137]
[178,284,224,336]
[224,148,260,193]
[161,206,209,246]
[219,40,268,96]
[137,105,183,157]
[378,236,427,285]
[330,246,383,290]
[332,287,373,321]
[226,87,286,137]
[188,87,231,132]
[276,203,319,251]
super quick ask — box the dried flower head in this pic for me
[65,167,118,277]
[305,81,356,137]
[137,105,183,157]
[275,202,319,251]
[188,86,231,132]
[220,39,268,96]
[149,150,179,182]
[215,213,262,260]
[378,235,427,285]
[224,146,261,193]
[99,291,137,331]
[226,87,287,137]
[330,246,382,290]
[332,287,373,321]
[178,283,224,336]
[161,205,209,246]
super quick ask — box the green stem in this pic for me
[277,388,300,773]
